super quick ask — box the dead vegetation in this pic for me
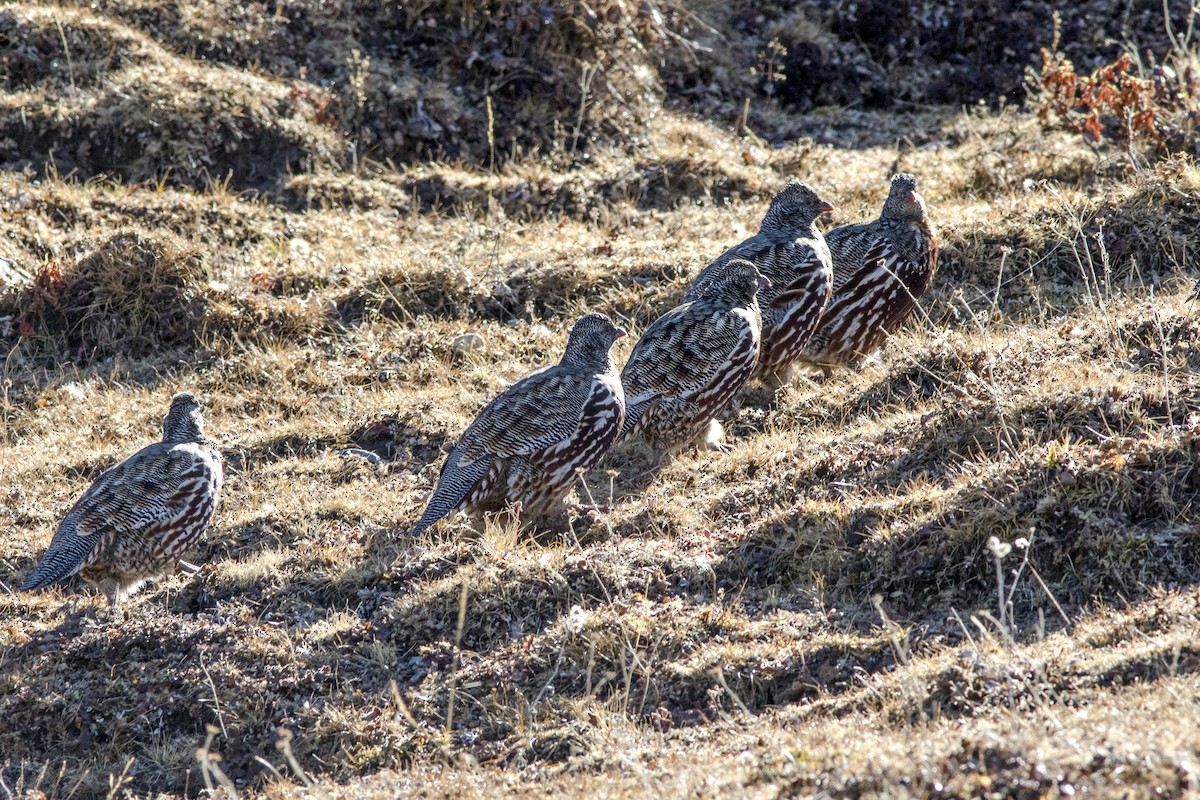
[0,5,344,191]
[14,229,209,360]
[3,1,1200,798]
[3,0,1191,193]
[1034,13,1200,161]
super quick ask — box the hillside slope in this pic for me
[2,2,1200,798]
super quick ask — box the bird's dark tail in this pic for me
[410,456,493,537]
[22,522,96,591]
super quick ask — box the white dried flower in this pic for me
[987,536,1012,559]
[288,237,312,261]
[565,604,588,635]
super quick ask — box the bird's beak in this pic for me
[757,275,772,289]
[615,327,628,339]
[818,201,836,215]
[906,191,920,204]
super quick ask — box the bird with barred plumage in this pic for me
[410,313,626,537]
[22,392,224,607]
[800,173,939,372]
[620,259,768,466]
[685,181,834,386]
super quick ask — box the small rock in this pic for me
[452,332,487,361]
[288,238,311,261]
[338,448,384,465]
[492,282,518,303]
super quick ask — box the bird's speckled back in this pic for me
[685,181,833,308]
[620,259,765,450]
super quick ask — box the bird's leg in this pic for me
[763,365,801,410]
[704,419,732,453]
[568,473,611,516]
[567,501,610,515]
[91,588,120,624]
[760,369,788,394]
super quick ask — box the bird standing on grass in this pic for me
[800,173,939,372]
[620,259,767,466]
[685,181,835,385]
[22,392,224,607]
[410,313,626,536]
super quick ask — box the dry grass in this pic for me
[3,1,1200,798]
[0,4,344,190]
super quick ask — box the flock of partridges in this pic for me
[20,174,939,607]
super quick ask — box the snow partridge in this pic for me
[23,392,223,606]
[411,313,626,535]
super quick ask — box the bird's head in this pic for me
[760,182,836,236]
[696,258,769,305]
[163,391,206,443]
[881,173,928,223]
[562,312,627,368]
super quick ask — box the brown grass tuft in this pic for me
[9,229,209,362]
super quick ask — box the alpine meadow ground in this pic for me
[3,2,1200,797]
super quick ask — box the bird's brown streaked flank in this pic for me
[410,313,627,537]
[800,173,940,372]
[685,181,834,386]
[620,259,767,466]
[22,392,224,607]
